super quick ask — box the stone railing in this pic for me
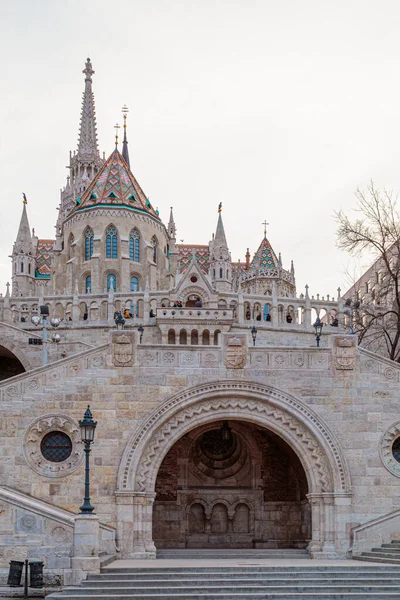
[156,307,234,321]
[351,509,400,554]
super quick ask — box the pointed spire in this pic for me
[168,207,176,239]
[214,203,228,249]
[77,58,100,159]
[121,105,130,167]
[15,199,33,251]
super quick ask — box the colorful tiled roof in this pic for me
[177,245,210,274]
[70,148,160,220]
[250,236,278,270]
[35,239,54,276]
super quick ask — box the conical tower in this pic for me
[209,203,232,292]
[11,196,36,296]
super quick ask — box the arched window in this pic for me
[107,273,117,292]
[263,304,271,321]
[85,228,94,261]
[219,268,223,278]
[129,301,138,317]
[85,275,92,293]
[151,236,157,263]
[20,262,24,273]
[28,263,31,274]
[130,276,139,292]
[106,226,118,258]
[129,229,140,262]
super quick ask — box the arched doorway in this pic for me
[117,381,351,559]
[0,346,25,381]
[153,420,310,549]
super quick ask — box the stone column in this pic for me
[64,514,100,585]
[115,491,156,559]
[307,493,323,556]
[320,493,337,556]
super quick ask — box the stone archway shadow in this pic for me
[116,381,352,559]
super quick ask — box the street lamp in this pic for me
[251,325,257,346]
[313,316,323,347]
[31,308,62,365]
[138,324,144,344]
[79,406,97,514]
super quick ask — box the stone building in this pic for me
[1,59,400,586]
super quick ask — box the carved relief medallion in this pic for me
[334,336,356,370]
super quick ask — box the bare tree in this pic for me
[336,181,400,362]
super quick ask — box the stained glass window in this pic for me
[85,228,94,260]
[106,226,118,258]
[85,275,91,293]
[130,230,140,262]
[151,236,157,263]
[130,277,139,292]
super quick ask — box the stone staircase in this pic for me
[157,548,309,560]
[46,564,400,599]
[354,539,400,564]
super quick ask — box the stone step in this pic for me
[102,566,400,574]
[84,577,400,590]
[45,593,400,599]
[354,555,400,565]
[87,574,400,582]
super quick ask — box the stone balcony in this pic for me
[156,307,234,322]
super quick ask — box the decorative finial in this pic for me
[83,58,94,82]
[22,193,27,205]
[122,105,129,129]
[218,202,222,213]
[262,220,269,238]
[114,123,120,147]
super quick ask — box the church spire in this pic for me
[14,196,33,252]
[168,207,176,239]
[214,202,228,248]
[121,105,130,167]
[77,58,100,159]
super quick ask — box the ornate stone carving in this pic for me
[27,378,40,390]
[112,332,135,367]
[380,420,400,478]
[135,398,331,493]
[333,337,356,370]
[23,414,83,478]
[223,334,248,369]
[90,353,104,368]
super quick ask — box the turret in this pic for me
[209,203,232,293]
[11,195,36,296]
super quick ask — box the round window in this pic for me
[190,275,198,283]
[392,437,400,464]
[40,432,73,463]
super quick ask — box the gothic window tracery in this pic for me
[130,229,140,262]
[85,228,94,261]
[106,226,118,258]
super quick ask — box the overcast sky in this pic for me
[1,0,400,298]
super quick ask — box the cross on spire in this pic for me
[262,220,269,238]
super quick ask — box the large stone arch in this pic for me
[116,381,352,559]
[0,341,31,378]
[118,380,350,494]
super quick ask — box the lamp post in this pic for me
[251,325,257,347]
[79,406,97,514]
[138,324,144,344]
[31,308,61,365]
[313,316,323,347]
